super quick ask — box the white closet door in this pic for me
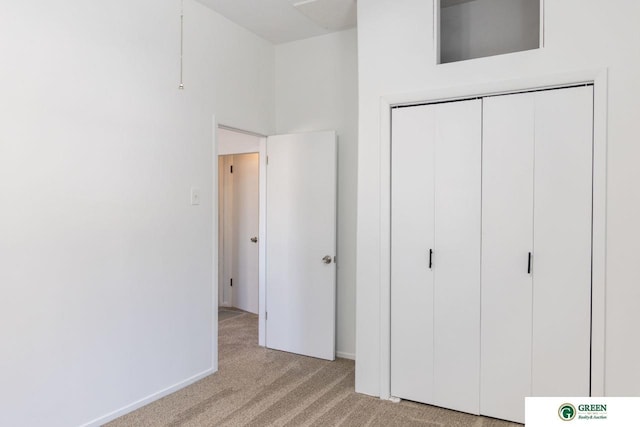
[532,86,593,396]
[391,105,435,403]
[433,99,482,414]
[481,93,535,423]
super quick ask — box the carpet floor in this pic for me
[218,307,247,322]
[107,312,522,427]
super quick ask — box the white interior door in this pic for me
[531,86,592,397]
[481,93,535,423]
[265,131,337,361]
[480,86,592,423]
[432,99,482,415]
[232,153,260,314]
[391,105,436,403]
[390,100,481,414]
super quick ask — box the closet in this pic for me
[390,86,593,423]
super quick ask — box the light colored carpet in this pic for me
[107,313,522,427]
[218,307,247,322]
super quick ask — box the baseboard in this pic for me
[80,367,216,427]
[336,351,355,360]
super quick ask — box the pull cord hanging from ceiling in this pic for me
[179,0,185,90]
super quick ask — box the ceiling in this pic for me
[195,0,357,44]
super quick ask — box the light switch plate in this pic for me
[191,187,201,205]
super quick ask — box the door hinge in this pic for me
[266,156,269,165]
[230,165,233,173]
[265,311,268,320]
[230,278,233,287]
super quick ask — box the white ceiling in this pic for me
[195,0,357,44]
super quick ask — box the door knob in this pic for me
[250,237,258,243]
[322,255,332,264]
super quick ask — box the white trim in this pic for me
[540,0,545,49]
[379,99,392,400]
[591,69,608,396]
[218,124,267,138]
[379,69,608,400]
[433,0,440,65]
[212,115,220,373]
[337,351,356,361]
[80,368,215,427]
[258,137,267,347]
[218,155,232,308]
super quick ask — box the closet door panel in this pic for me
[480,93,535,424]
[391,105,435,403]
[532,87,593,396]
[433,99,482,414]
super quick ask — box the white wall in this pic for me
[356,0,640,397]
[0,1,274,426]
[275,29,359,359]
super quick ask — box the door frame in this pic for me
[379,68,608,399]
[216,124,268,347]
[218,154,233,308]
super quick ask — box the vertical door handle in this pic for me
[527,252,532,274]
[429,249,433,269]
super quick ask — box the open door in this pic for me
[265,131,337,361]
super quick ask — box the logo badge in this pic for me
[558,403,577,421]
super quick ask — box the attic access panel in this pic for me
[438,0,541,64]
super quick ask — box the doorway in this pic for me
[219,152,259,313]
[217,126,265,331]
[215,126,338,359]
